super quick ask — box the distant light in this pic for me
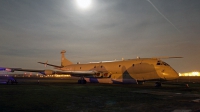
[179,71,200,76]
[192,72,199,76]
[76,0,92,9]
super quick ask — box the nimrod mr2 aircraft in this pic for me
[1,50,181,87]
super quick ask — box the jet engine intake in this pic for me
[94,72,111,78]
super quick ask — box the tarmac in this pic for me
[0,76,200,111]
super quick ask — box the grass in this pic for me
[0,77,200,112]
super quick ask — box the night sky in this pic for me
[0,0,200,73]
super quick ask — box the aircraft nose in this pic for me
[162,68,179,80]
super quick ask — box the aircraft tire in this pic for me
[138,81,145,85]
[78,80,87,84]
[83,80,86,84]
[155,82,162,87]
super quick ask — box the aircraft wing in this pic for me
[0,67,22,72]
[152,57,183,59]
[55,71,96,77]
[0,67,96,77]
[38,62,62,68]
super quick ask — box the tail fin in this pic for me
[61,50,72,67]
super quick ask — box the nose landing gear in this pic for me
[155,82,162,87]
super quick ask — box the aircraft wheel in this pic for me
[78,80,87,84]
[6,80,9,84]
[138,81,145,85]
[83,80,86,84]
[155,82,162,87]
[14,80,18,84]
[78,80,81,84]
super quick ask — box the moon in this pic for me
[76,0,92,9]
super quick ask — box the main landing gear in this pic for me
[78,76,86,84]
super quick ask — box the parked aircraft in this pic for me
[0,50,181,86]
[0,76,18,84]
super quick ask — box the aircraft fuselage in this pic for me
[58,58,179,83]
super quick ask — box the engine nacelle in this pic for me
[43,70,55,75]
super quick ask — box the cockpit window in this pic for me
[157,61,161,65]
[163,62,169,66]
[157,61,169,66]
